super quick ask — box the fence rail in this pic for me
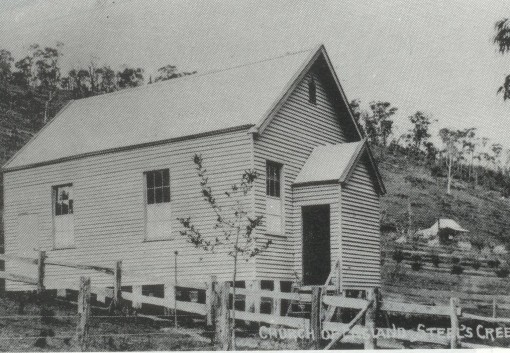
[1,252,510,349]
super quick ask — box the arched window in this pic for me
[308,77,317,105]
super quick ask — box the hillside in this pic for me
[379,149,510,252]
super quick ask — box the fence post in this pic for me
[37,251,46,294]
[132,285,142,310]
[215,281,232,350]
[112,260,122,310]
[335,260,342,295]
[77,276,91,351]
[364,288,376,350]
[311,286,322,349]
[273,280,281,316]
[450,297,459,349]
[206,275,217,326]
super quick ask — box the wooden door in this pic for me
[302,205,331,285]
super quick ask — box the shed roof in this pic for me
[294,141,363,185]
[4,48,317,170]
[293,139,384,194]
[415,218,469,239]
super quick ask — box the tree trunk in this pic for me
[447,156,452,195]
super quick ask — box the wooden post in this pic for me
[215,281,232,351]
[273,280,281,316]
[37,251,46,294]
[163,283,176,322]
[245,280,260,314]
[450,297,459,349]
[311,286,322,350]
[206,275,217,326]
[77,276,91,351]
[132,285,142,310]
[492,298,497,318]
[364,288,376,350]
[112,261,122,310]
[335,260,342,294]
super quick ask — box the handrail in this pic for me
[45,259,114,275]
[0,253,38,265]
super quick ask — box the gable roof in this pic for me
[293,139,385,195]
[3,45,365,172]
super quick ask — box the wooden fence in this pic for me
[1,252,510,349]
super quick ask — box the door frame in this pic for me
[301,204,331,286]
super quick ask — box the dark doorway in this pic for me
[302,204,331,285]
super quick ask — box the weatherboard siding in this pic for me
[253,71,348,280]
[340,160,381,289]
[4,129,254,291]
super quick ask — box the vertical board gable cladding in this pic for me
[253,70,348,280]
[341,159,381,288]
[4,129,254,290]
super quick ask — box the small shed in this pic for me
[416,218,468,244]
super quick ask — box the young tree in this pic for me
[13,55,33,86]
[368,101,398,147]
[349,99,367,137]
[178,154,271,349]
[408,111,435,153]
[117,66,144,88]
[494,19,510,99]
[97,66,117,93]
[439,128,461,194]
[492,143,503,170]
[0,49,14,84]
[154,64,197,82]
[32,43,64,91]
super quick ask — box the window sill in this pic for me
[143,238,175,243]
[52,246,76,251]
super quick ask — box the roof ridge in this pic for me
[73,47,316,103]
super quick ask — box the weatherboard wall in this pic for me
[340,158,382,289]
[252,70,348,280]
[4,129,255,291]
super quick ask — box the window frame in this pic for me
[266,161,282,198]
[265,160,285,236]
[143,168,173,242]
[52,183,75,250]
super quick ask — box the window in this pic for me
[265,161,283,235]
[145,169,172,240]
[308,77,317,105]
[53,184,74,248]
[266,162,281,197]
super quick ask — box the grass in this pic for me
[0,293,213,352]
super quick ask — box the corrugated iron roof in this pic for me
[293,141,365,185]
[5,48,315,169]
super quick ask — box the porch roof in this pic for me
[293,140,364,185]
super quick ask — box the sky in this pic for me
[0,0,509,147]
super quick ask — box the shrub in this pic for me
[451,264,464,275]
[411,255,422,271]
[451,256,460,264]
[495,266,510,278]
[471,259,481,270]
[411,261,422,271]
[431,254,441,267]
[392,250,405,263]
[487,259,501,268]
